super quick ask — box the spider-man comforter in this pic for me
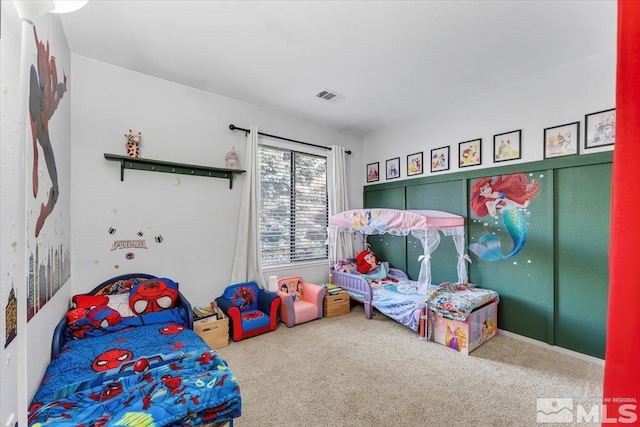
[28,321,241,426]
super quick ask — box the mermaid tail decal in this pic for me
[469,209,527,261]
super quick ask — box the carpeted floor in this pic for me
[216,305,603,427]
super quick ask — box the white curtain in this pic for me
[327,145,353,264]
[230,126,266,288]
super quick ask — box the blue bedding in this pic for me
[351,278,499,331]
[28,321,241,426]
[370,282,428,331]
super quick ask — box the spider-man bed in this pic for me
[28,274,241,427]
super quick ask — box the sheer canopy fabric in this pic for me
[328,209,469,286]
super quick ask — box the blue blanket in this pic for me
[29,322,241,426]
[360,278,499,331]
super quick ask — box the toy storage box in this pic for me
[194,308,229,349]
[424,300,498,355]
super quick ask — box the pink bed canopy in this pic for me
[327,209,470,286]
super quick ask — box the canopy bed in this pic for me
[327,209,499,354]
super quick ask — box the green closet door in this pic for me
[467,172,553,342]
[363,187,406,272]
[555,163,610,359]
[406,181,466,283]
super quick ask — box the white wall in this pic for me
[1,3,73,425]
[0,4,23,424]
[70,55,363,305]
[364,51,616,179]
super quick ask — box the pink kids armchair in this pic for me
[277,276,327,328]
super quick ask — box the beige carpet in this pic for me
[216,305,603,427]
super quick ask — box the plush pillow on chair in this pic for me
[223,283,259,312]
[280,278,304,302]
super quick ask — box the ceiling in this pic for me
[59,1,617,136]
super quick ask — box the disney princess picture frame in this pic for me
[430,146,449,172]
[386,157,400,180]
[543,121,579,159]
[458,138,481,168]
[585,108,615,149]
[366,162,379,183]
[407,152,423,176]
[493,129,521,163]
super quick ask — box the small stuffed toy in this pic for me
[225,146,239,169]
[356,250,380,274]
[335,259,358,273]
[124,129,142,158]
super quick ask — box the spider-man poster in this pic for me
[25,26,71,321]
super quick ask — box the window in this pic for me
[258,144,328,266]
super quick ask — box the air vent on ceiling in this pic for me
[315,89,345,103]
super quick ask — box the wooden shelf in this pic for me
[104,153,245,189]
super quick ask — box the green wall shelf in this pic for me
[104,153,245,189]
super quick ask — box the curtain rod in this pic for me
[229,124,352,155]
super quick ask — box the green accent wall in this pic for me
[363,152,611,358]
[406,181,466,284]
[364,187,407,273]
[555,163,611,358]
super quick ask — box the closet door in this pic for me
[555,162,611,358]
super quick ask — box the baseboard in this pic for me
[497,329,605,366]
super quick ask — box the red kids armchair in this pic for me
[215,282,280,341]
[277,276,327,328]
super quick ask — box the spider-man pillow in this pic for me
[128,278,179,315]
[73,293,134,317]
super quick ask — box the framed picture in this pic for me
[366,162,379,183]
[493,129,522,162]
[543,121,579,159]
[386,157,400,180]
[407,152,423,176]
[584,108,615,149]
[458,138,481,168]
[430,146,449,172]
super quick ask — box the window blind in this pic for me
[258,144,328,266]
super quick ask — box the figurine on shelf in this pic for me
[125,129,142,158]
[225,146,239,169]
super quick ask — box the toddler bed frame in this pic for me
[51,273,194,358]
[329,266,409,320]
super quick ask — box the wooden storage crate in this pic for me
[324,291,350,318]
[194,308,229,349]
